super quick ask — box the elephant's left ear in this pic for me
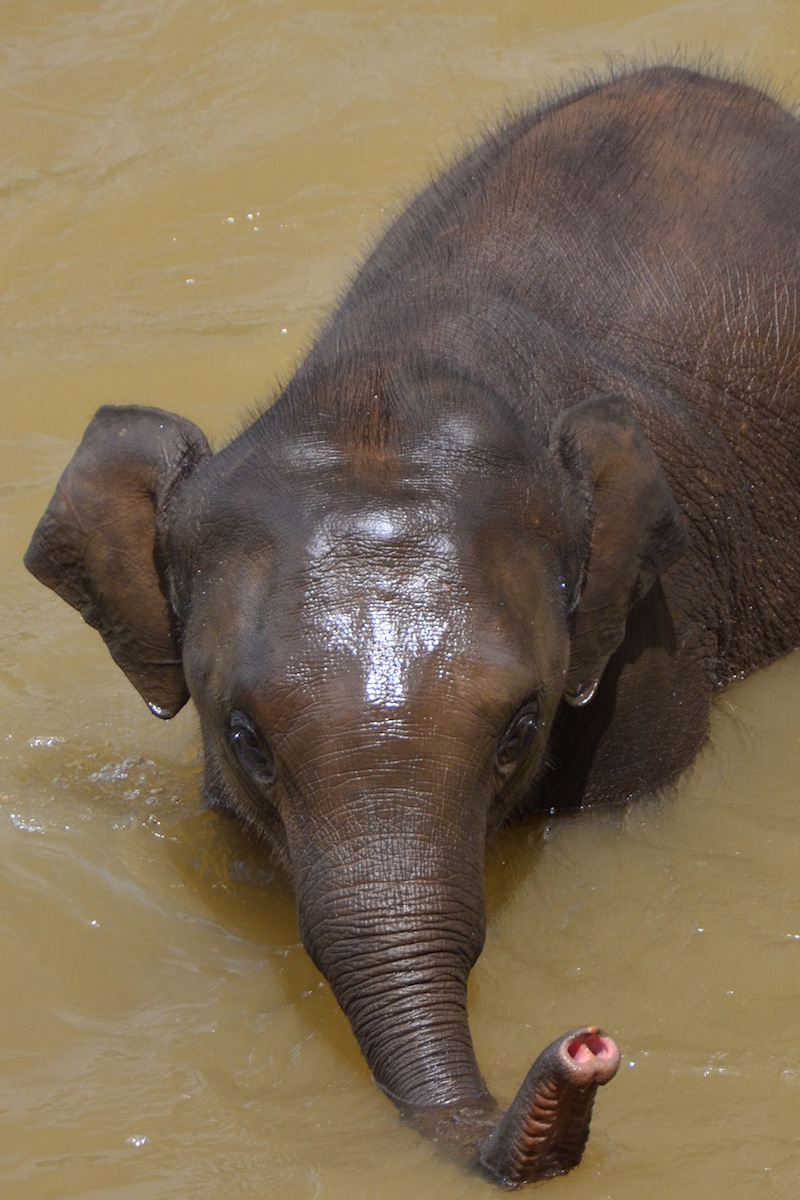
[553,393,688,706]
[24,405,211,719]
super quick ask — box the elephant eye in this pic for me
[228,710,276,787]
[496,699,541,770]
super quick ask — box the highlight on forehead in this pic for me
[297,507,470,709]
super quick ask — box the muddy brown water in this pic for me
[2,2,800,1197]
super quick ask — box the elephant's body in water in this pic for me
[25,66,800,1184]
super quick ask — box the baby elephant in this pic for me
[26,66,800,1184]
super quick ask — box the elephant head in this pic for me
[25,373,682,1182]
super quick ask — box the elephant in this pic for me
[25,64,800,1184]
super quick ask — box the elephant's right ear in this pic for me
[24,405,211,719]
[553,393,688,706]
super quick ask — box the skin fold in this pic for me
[24,66,800,1182]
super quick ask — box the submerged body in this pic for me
[26,67,800,1183]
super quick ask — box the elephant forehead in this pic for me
[309,506,404,547]
[290,508,477,708]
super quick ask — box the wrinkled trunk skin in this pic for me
[294,828,491,1111]
[291,820,619,1185]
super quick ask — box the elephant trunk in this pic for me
[292,829,620,1183]
[296,845,491,1111]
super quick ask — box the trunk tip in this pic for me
[478,1024,620,1187]
[561,1025,621,1085]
